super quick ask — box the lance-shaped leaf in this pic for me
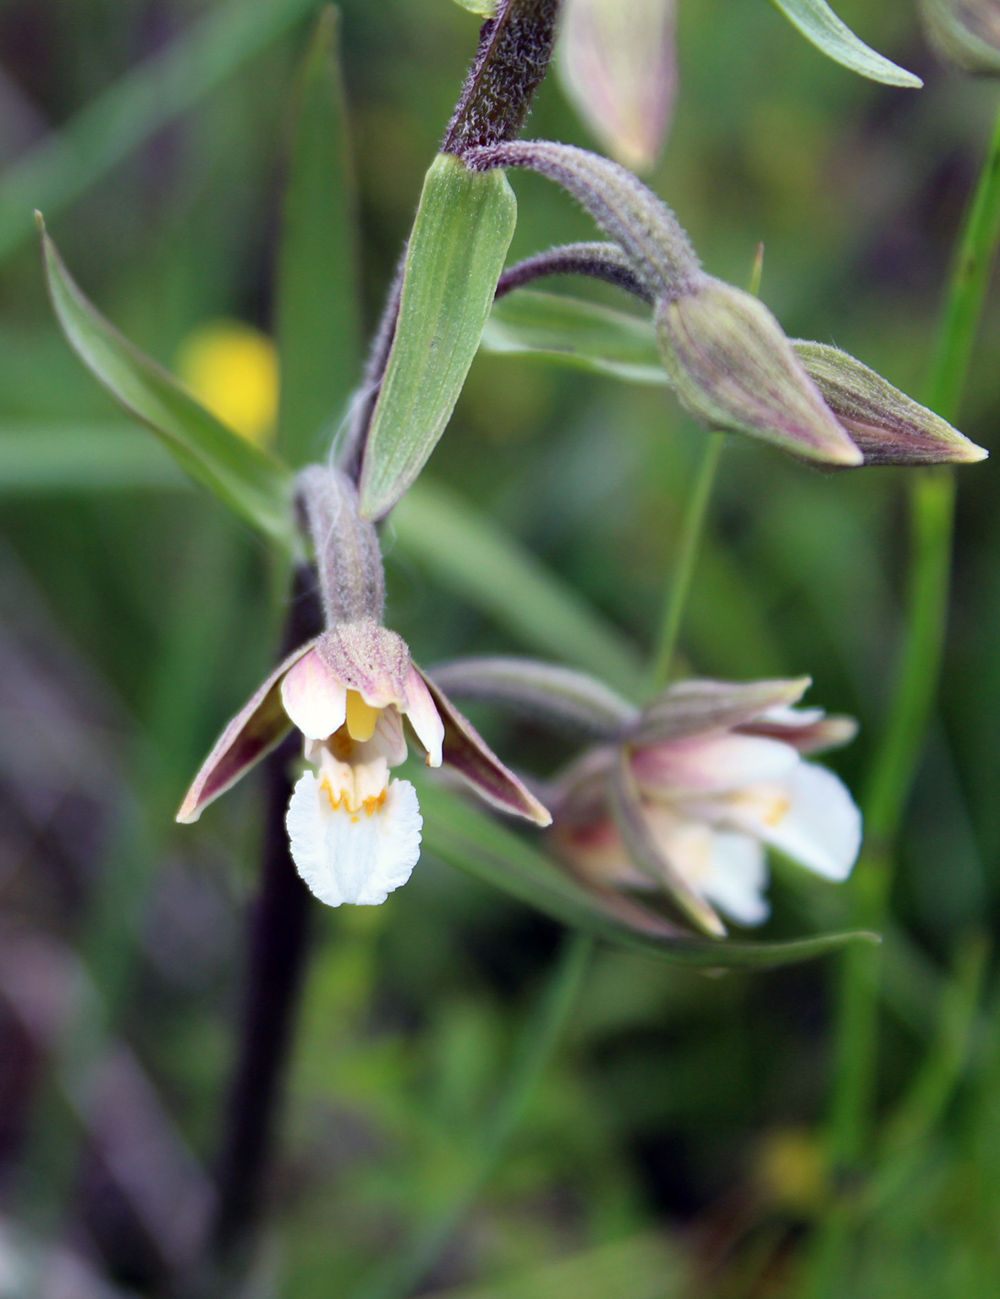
[429,656,639,738]
[483,290,668,384]
[415,771,879,969]
[768,0,922,87]
[40,221,297,549]
[632,677,813,747]
[610,747,728,938]
[358,153,517,520]
[276,7,363,467]
[414,666,551,826]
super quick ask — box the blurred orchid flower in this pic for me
[919,0,1000,76]
[552,678,861,934]
[178,468,549,907]
[558,0,677,173]
[431,660,860,937]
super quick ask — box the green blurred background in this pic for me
[1,0,999,1294]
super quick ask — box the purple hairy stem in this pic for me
[466,140,703,301]
[444,0,561,154]
[495,241,653,303]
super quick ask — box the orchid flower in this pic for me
[428,661,861,938]
[177,468,550,907]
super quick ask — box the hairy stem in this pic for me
[348,931,592,1299]
[443,0,561,154]
[495,241,653,302]
[811,94,1000,1296]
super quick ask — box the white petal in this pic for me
[701,832,770,927]
[286,771,423,906]
[404,667,445,767]
[755,705,825,728]
[280,650,347,740]
[643,811,769,927]
[635,733,799,797]
[726,762,862,882]
[355,707,408,768]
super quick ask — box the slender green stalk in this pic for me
[809,94,1000,1296]
[649,433,725,691]
[348,931,593,1299]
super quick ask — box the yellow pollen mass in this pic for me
[346,690,380,742]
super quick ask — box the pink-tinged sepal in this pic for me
[315,620,411,710]
[415,667,552,827]
[403,666,445,766]
[737,705,858,755]
[176,639,319,824]
[633,677,812,747]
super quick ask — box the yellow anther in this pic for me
[345,690,379,742]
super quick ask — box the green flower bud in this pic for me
[654,278,863,466]
[794,342,988,465]
[919,0,1000,76]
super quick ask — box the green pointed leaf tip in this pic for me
[416,774,881,970]
[358,153,517,521]
[39,220,297,549]
[452,0,499,12]
[768,0,922,87]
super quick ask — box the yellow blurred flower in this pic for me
[176,320,279,446]
[755,1127,828,1214]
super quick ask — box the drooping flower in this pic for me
[429,660,860,937]
[550,677,861,934]
[177,468,549,907]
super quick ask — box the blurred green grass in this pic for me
[1,0,999,1295]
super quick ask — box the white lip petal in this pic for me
[700,831,770,927]
[403,666,445,767]
[635,733,800,796]
[727,762,862,882]
[286,771,423,906]
[280,649,348,740]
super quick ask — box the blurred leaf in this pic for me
[415,772,879,969]
[40,224,297,549]
[451,0,499,13]
[0,424,185,492]
[0,0,324,262]
[392,478,644,700]
[483,290,667,384]
[277,6,363,466]
[767,0,923,87]
[359,154,518,520]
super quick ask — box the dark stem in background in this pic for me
[209,567,323,1268]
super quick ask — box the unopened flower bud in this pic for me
[794,342,988,465]
[558,0,677,174]
[919,0,1000,76]
[654,279,863,466]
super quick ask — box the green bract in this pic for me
[39,220,297,551]
[768,0,922,87]
[358,153,517,521]
[450,0,499,13]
